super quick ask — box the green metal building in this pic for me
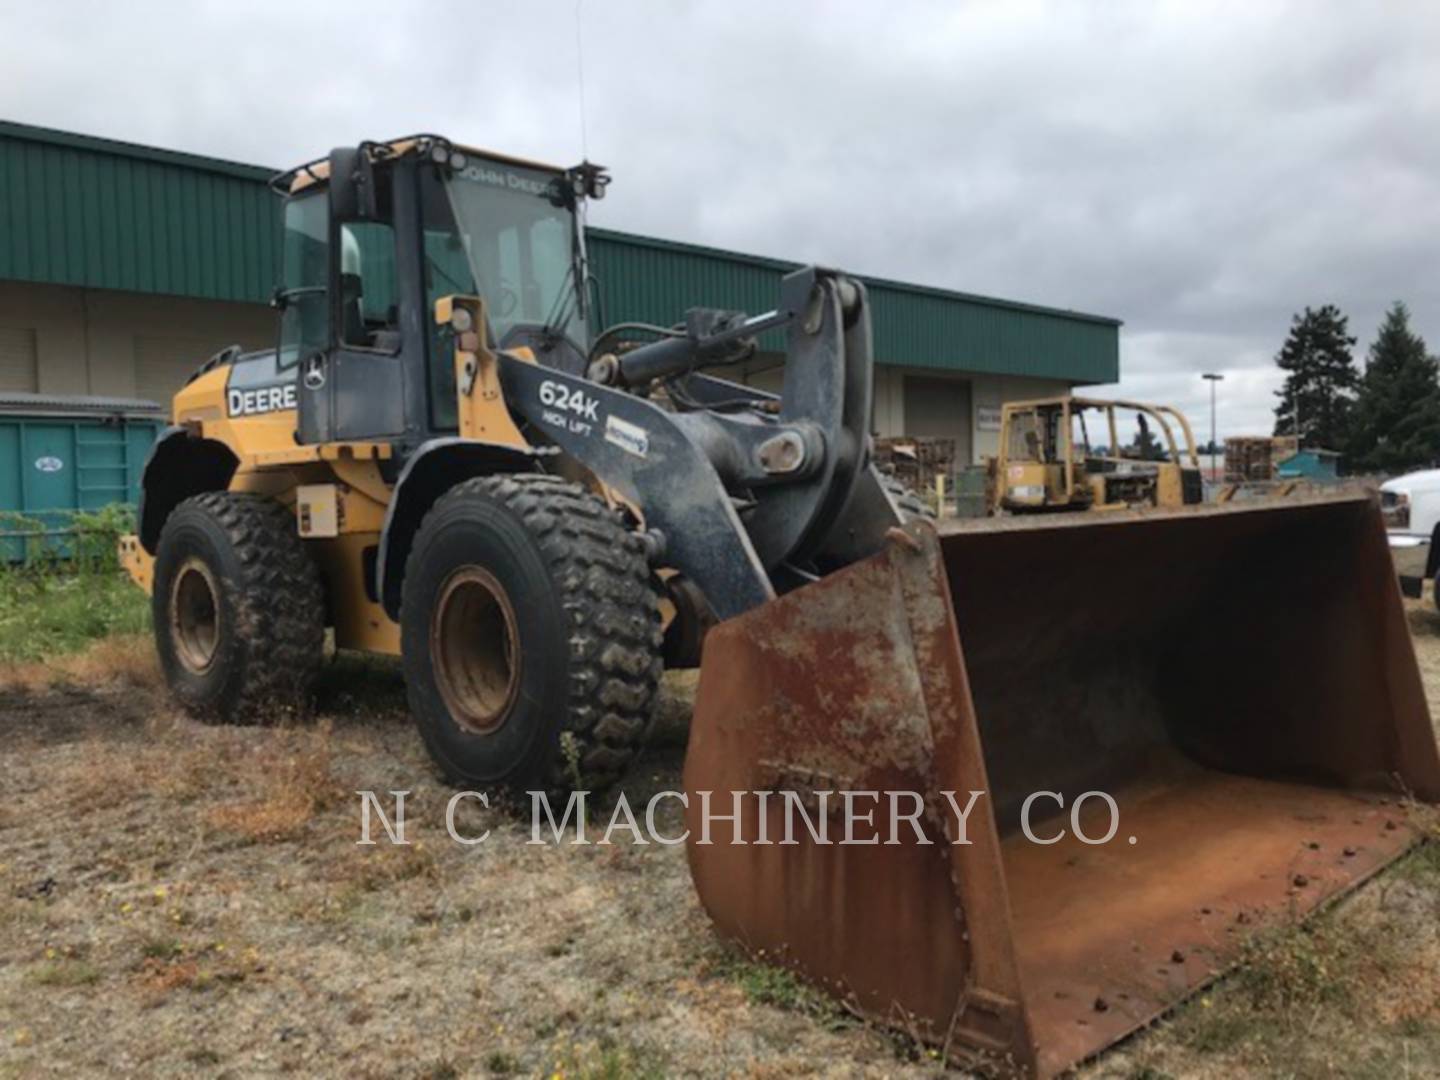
[0,119,1119,465]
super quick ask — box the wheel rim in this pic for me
[431,566,522,735]
[170,558,220,674]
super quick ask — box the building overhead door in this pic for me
[135,336,225,406]
[902,375,972,463]
[0,328,38,392]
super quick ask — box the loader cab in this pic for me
[996,401,1079,512]
[270,137,603,450]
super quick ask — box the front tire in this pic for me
[400,474,663,792]
[152,492,324,722]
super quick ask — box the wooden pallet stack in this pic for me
[874,436,957,499]
[1224,437,1277,483]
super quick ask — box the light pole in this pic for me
[1202,373,1224,478]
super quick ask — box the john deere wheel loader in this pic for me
[121,134,916,789]
[123,135,1440,1078]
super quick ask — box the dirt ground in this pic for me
[3,608,1440,1078]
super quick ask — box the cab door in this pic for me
[281,164,408,446]
[319,215,407,442]
[275,192,330,443]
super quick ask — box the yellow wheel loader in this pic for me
[122,135,1440,1077]
[993,395,1203,513]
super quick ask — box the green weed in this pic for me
[483,1050,518,1075]
[712,947,849,1026]
[0,568,148,663]
[1233,921,1356,1011]
[138,936,185,961]
[30,960,102,987]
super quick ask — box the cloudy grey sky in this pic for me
[4,0,1437,438]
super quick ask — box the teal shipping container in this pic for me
[1276,448,1341,482]
[0,393,165,560]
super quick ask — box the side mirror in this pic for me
[328,146,376,222]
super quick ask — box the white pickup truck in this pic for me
[1381,469,1440,602]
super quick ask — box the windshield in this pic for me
[442,161,584,344]
[1007,408,1059,463]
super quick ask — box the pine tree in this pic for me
[1272,305,1359,452]
[1350,302,1440,474]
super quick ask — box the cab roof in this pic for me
[274,134,564,195]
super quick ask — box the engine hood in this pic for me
[1382,469,1440,495]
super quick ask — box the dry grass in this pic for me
[131,938,268,1004]
[334,836,443,894]
[31,703,345,841]
[5,665,926,1078]
[29,959,102,988]
[2,661,931,1077]
[203,721,343,842]
[0,631,159,693]
[134,956,202,996]
[6,594,1440,1076]
[44,728,228,816]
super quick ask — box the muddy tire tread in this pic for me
[408,473,662,790]
[162,491,324,722]
[880,471,937,521]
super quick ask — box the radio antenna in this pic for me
[574,0,590,160]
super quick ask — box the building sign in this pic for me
[977,406,1003,432]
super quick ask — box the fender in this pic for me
[138,427,240,553]
[375,437,547,618]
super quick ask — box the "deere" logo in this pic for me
[228,383,298,417]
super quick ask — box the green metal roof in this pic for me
[0,120,1119,382]
[0,120,279,303]
[586,229,1119,382]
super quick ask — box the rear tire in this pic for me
[152,492,324,722]
[400,474,662,792]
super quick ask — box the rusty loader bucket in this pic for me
[683,493,1440,1077]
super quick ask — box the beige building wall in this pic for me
[0,285,1077,460]
[0,280,273,406]
[725,353,1071,464]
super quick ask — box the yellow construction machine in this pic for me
[122,135,1440,1077]
[992,395,1203,513]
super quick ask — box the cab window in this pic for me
[337,220,401,352]
[1007,410,1044,462]
[277,193,328,368]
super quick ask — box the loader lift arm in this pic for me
[498,266,904,618]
